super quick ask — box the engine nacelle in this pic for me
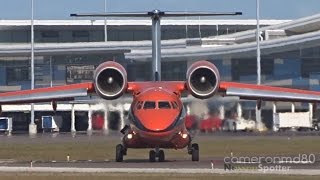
[186,61,220,99]
[94,61,128,100]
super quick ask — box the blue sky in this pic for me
[0,0,319,20]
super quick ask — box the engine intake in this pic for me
[186,61,220,99]
[94,61,127,100]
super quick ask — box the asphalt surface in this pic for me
[0,131,319,174]
[0,130,319,144]
[1,158,319,170]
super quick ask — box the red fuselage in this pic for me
[123,84,191,149]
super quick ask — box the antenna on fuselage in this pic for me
[70,10,242,81]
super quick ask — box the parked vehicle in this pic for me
[0,117,12,134]
[273,112,319,131]
[223,118,256,132]
[199,117,222,133]
[42,116,62,132]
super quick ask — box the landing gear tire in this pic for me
[158,150,165,162]
[191,143,199,161]
[116,144,124,162]
[149,150,156,162]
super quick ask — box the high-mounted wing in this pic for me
[219,81,320,102]
[0,82,94,104]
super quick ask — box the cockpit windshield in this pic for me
[136,101,143,109]
[171,101,178,109]
[143,101,156,109]
[138,101,174,110]
[158,101,171,109]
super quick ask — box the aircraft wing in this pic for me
[1,80,320,105]
[219,81,320,102]
[0,82,95,104]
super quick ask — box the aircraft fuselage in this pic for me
[123,86,191,149]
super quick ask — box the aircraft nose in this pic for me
[136,110,178,131]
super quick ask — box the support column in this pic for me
[309,103,313,121]
[29,123,37,136]
[103,106,109,135]
[272,102,277,132]
[71,104,76,134]
[219,105,225,120]
[236,102,242,119]
[291,103,295,112]
[29,105,37,136]
[119,105,124,130]
[272,102,277,114]
[87,104,92,135]
[256,103,263,131]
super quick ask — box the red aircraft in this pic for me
[1,10,320,162]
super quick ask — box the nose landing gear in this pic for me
[149,148,165,162]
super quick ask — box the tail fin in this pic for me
[71,10,242,81]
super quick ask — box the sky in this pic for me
[0,0,319,20]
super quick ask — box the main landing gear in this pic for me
[149,148,165,162]
[115,144,127,162]
[188,143,199,161]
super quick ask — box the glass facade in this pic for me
[2,45,320,91]
[0,24,260,43]
[0,53,125,90]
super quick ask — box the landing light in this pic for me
[127,133,133,139]
[182,133,188,139]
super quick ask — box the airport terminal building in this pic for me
[1,14,320,132]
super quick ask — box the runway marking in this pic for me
[0,167,320,175]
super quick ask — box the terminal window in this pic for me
[6,67,30,83]
[72,31,89,38]
[41,31,59,38]
[72,31,89,42]
[66,65,94,83]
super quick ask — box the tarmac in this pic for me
[1,166,320,176]
[0,131,319,176]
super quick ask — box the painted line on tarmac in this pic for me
[0,167,320,175]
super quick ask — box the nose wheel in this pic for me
[158,150,165,162]
[188,143,199,161]
[149,149,165,162]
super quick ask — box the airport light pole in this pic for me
[256,0,262,130]
[50,56,53,87]
[29,0,36,135]
[104,0,108,42]
[31,0,35,120]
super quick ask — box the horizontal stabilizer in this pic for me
[70,10,242,18]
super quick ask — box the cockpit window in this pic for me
[143,101,156,109]
[136,101,143,109]
[171,101,178,109]
[158,101,171,109]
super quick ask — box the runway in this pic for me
[0,132,319,176]
[1,166,320,176]
[1,157,320,168]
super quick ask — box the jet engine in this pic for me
[94,61,128,100]
[186,61,220,99]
